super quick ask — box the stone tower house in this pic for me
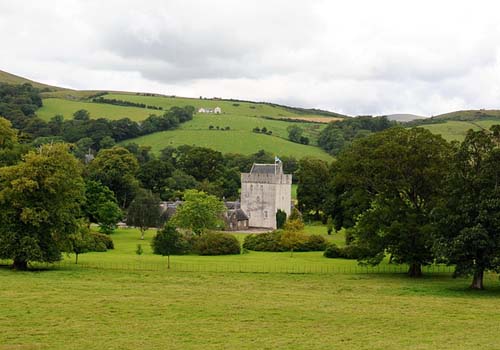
[240,162,292,229]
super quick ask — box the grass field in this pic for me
[418,118,500,142]
[124,129,332,160]
[104,93,345,120]
[37,98,153,121]
[1,226,500,349]
[37,94,334,160]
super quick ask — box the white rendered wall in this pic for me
[241,173,292,229]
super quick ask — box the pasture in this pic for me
[104,93,345,120]
[418,118,500,142]
[36,94,334,160]
[124,129,331,160]
[37,98,152,121]
[1,226,499,350]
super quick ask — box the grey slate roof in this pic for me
[228,208,249,221]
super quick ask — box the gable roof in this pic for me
[228,208,249,221]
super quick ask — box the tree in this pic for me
[99,136,116,149]
[96,201,123,235]
[330,127,451,277]
[287,125,303,143]
[297,158,331,219]
[73,109,90,121]
[82,180,122,234]
[276,209,287,229]
[0,117,17,149]
[87,147,140,208]
[127,188,161,240]
[0,143,85,269]
[151,224,189,268]
[326,216,334,235]
[172,190,226,234]
[433,129,500,289]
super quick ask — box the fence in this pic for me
[0,259,457,275]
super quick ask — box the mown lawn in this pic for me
[1,226,500,349]
[1,264,499,349]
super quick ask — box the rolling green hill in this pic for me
[126,129,332,160]
[413,110,500,142]
[433,109,500,120]
[37,98,153,121]
[0,69,63,90]
[0,70,337,159]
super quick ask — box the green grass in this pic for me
[1,226,499,349]
[418,121,481,142]
[104,93,345,120]
[124,129,332,160]
[36,94,333,160]
[418,118,500,142]
[434,109,500,120]
[37,98,153,121]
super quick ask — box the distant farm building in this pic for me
[198,106,222,114]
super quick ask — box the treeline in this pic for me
[318,115,396,155]
[0,82,194,151]
[0,83,42,130]
[92,96,164,110]
[117,145,299,203]
[297,126,500,289]
[29,106,194,153]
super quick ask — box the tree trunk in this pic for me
[13,258,28,270]
[408,263,422,277]
[75,253,79,264]
[141,229,145,240]
[470,269,484,290]
[167,254,170,270]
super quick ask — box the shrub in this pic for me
[243,231,285,252]
[323,243,364,259]
[288,207,303,221]
[299,235,327,251]
[243,231,326,252]
[88,231,114,251]
[323,243,342,258]
[345,229,355,245]
[283,219,304,233]
[193,232,240,255]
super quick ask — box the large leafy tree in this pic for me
[296,158,331,219]
[87,146,140,208]
[82,180,122,234]
[173,190,226,234]
[0,143,85,269]
[433,129,500,289]
[330,127,451,276]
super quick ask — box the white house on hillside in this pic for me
[198,106,222,114]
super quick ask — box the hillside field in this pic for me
[37,94,334,160]
[1,227,499,350]
[418,118,500,142]
[37,98,153,121]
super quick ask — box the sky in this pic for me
[1,0,500,116]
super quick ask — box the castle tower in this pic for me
[240,161,292,229]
